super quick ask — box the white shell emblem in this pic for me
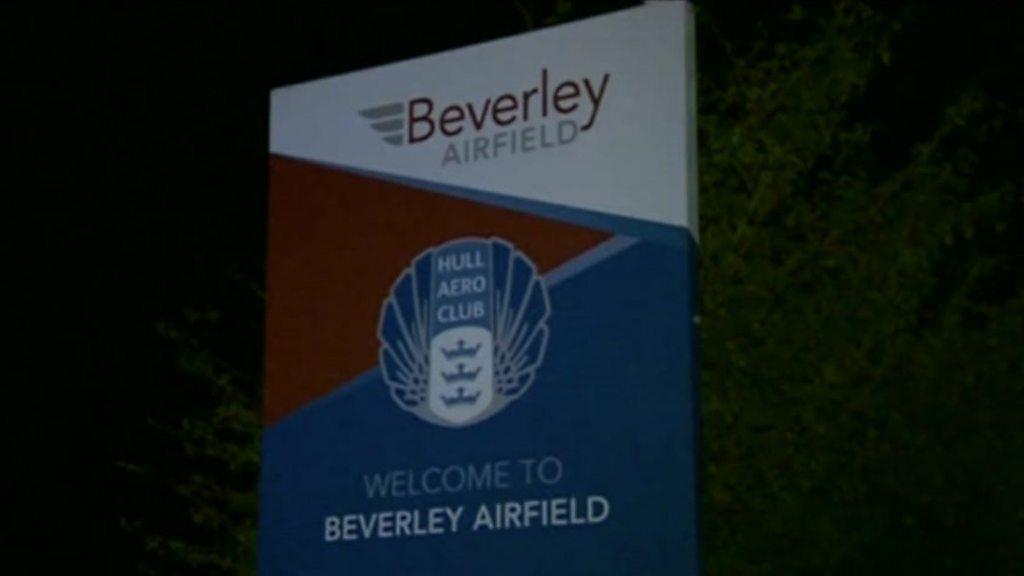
[378,237,550,427]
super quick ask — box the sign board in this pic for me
[261,2,699,573]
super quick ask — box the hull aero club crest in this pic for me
[379,237,550,427]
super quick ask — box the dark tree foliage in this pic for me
[106,1,1021,574]
[121,301,262,575]
[698,2,1022,574]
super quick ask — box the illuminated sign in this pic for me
[262,3,699,574]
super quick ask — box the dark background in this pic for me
[4,1,1021,574]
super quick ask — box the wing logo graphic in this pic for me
[358,102,404,146]
[378,237,551,427]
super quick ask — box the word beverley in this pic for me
[408,68,611,144]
